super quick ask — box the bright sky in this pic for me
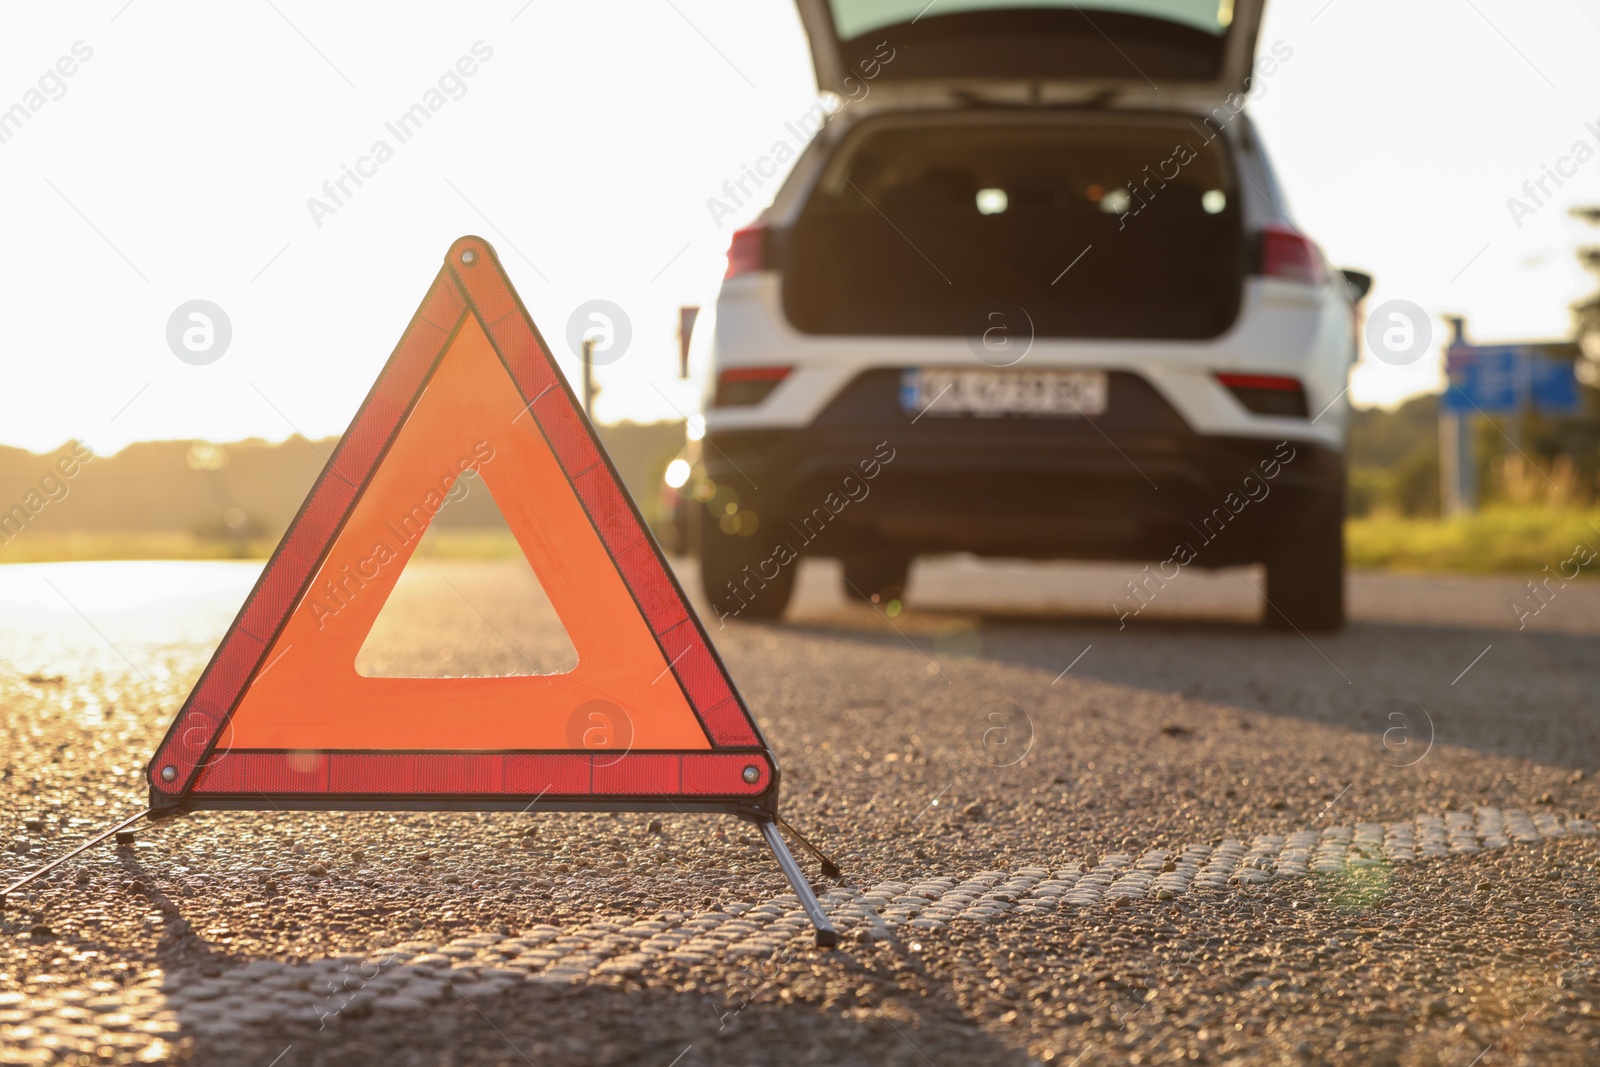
[2,0,1599,455]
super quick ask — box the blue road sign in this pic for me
[1530,354,1582,413]
[1443,347,1517,413]
[1443,345,1581,415]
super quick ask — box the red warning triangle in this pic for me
[146,237,775,810]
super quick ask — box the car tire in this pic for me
[842,551,911,605]
[695,505,796,623]
[1263,490,1345,633]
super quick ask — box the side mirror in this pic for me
[1340,268,1373,303]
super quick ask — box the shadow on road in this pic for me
[175,982,1036,1067]
[764,603,1600,773]
[111,833,1032,1066]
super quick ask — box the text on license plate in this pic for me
[900,369,1109,418]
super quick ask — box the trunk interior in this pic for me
[780,111,1247,341]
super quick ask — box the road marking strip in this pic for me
[9,808,1593,1043]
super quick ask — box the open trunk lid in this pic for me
[794,0,1267,103]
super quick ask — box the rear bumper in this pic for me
[697,370,1342,565]
[706,273,1355,449]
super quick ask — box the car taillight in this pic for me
[713,365,790,407]
[1257,224,1325,285]
[724,225,767,279]
[1216,373,1308,418]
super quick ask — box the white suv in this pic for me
[689,0,1364,631]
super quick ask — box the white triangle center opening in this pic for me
[353,470,578,678]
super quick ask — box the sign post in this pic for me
[1439,410,1476,516]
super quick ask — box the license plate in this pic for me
[900,369,1109,418]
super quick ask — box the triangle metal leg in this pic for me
[757,818,840,948]
[773,813,842,878]
[1,809,150,906]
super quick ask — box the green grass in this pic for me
[9,513,1600,578]
[0,530,528,565]
[0,532,274,563]
[1347,507,1600,575]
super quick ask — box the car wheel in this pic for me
[1263,491,1345,633]
[841,550,911,605]
[695,504,796,623]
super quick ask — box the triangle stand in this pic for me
[759,818,842,947]
[2,809,842,945]
[1,809,152,908]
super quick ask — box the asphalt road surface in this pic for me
[3,556,1600,1066]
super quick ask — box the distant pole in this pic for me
[1440,316,1475,516]
[1440,412,1476,516]
[581,337,596,421]
[677,306,699,380]
[1510,345,1529,452]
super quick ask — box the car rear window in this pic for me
[780,114,1245,341]
[827,0,1232,40]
